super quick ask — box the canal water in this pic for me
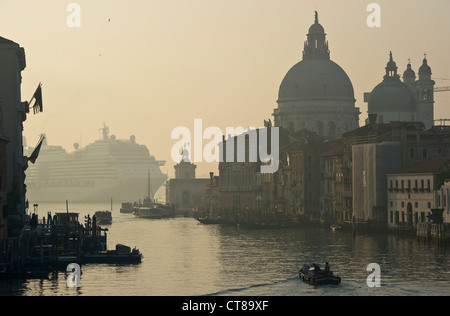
[0,202,449,296]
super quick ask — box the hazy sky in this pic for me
[1,0,450,179]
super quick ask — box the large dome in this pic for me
[278,59,355,102]
[272,11,360,140]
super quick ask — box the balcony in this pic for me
[342,191,352,198]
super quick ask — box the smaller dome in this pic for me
[403,63,416,80]
[369,80,416,113]
[419,58,431,75]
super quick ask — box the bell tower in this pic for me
[416,56,435,129]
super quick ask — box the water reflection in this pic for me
[0,205,449,296]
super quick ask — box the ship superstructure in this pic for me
[25,125,167,203]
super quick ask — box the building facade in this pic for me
[387,157,450,231]
[0,36,29,223]
[0,134,8,254]
[165,157,210,215]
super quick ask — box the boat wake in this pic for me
[202,275,444,296]
[202,278,298,296]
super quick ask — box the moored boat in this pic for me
[95,210,112,225]
[82,244,142,264]
[120,202,134,214]
[299,263,341,285]
[196,216,225,225]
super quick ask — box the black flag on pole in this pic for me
[28,135,45,164]
[30,83,43,114]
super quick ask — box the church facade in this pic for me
[366,52,435,129]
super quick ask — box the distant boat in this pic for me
[134,206,168,219]
[132,170,173,219]
[196,216,225,225]
[82,244,142,264]
[25,124,167,203]
[95,210,112,225]
[120,202,135,214]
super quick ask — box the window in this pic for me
[410,148,415,158]
[415,202,418,208]
[408,180,411,190]
[423,149,428,159]
[401,180,404,190]
[427,179,431,190]
[401,202,405,208]
[421,179,424,190]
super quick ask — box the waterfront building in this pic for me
[339,121,450,229]
[387,157,450,231]
[218,131,263,223]
[270,130,332,222]
[437,180,450,225]
[366,53,435,129]
[320,141,351,224]
[0,36,29,236]
[0,124,9,254]
[352,141,402,226]
[218,126,335,224]
[273,11,360,139]
[165,152,210,215]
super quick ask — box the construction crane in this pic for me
[435,86,450,93]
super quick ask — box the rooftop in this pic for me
[389,156,450,174]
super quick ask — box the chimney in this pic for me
[368,114,378,125]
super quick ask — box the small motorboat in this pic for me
[299,263,341,285]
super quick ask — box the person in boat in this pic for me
[325,262,330,275]
[313,263,321,275]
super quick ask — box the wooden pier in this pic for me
[0,211,141,279]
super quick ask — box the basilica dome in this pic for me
[272,11,360,140]
[278,59,355,102]
[277,11,355,103]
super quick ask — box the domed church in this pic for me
[366,52,435,129]
[273,12,360,140]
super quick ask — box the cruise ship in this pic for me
[25,125,167,203]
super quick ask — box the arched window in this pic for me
[316,121,324,137]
